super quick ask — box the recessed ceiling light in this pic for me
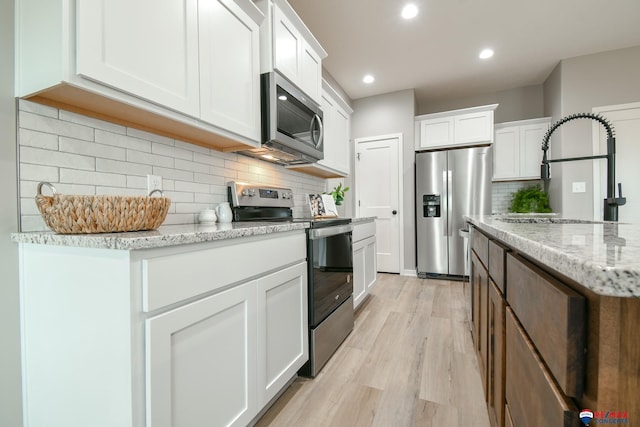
[363,74,375,84]
[278,95,287,101]
[479,48,494,59]
[401,4,418,19]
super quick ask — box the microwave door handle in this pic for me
[311,114,323,149]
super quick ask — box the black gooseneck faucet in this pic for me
[540,113,626,221]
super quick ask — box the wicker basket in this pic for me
[35,182,171,234]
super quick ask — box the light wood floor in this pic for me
[256,274,491,427]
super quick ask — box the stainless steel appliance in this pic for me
[237,71,324,165]
[228,182,353,377]
[415,146,492,278]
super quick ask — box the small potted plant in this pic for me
[328,182,349,206]
[509,185,552,213]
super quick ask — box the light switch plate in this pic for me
[572,182,586,193]
[147,174,162,193]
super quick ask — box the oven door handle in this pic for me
[308,224,353,240]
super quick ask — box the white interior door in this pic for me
[593,103,640,222]
[355,135,401,273]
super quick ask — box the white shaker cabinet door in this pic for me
[364,236,377,292]
[300,43,322,102]
[418,116,454,149]
[519,123,546,179]
[146,281,258,427]
[352,239,367,308]
[257,262,308,406]
[199,0,261,141]
[273,6,301,82]
[493,126,520,180]
[77,0,200,117]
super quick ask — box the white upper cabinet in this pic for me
[415,104,498,151]
[16,0,263,151]
[198,0,261,141]
[493,118,551,181]
[257,0,327,104]
[77,0,200,117]
[318,80,352,175]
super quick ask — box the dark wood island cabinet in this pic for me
[467,216,640,427]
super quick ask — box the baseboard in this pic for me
[402,269,417,277]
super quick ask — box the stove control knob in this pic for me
[242,189,256,197]
[282,192,292,199]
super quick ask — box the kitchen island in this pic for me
[465,214,639,427]
[12,223,310,427]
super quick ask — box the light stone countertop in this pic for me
[466,214,640,298]
[11,222,309,251]
[351,216,376,224]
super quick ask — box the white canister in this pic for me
[198,209,217,224]
[216,202,233,223]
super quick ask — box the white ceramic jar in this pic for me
[216,202,233,223]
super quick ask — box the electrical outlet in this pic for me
[572,182,586,193]
[147,174,162,193]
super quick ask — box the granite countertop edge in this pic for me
[466,215,640,298]
[11,222,310,250]
[351,216,376,224]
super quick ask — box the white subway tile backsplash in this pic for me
[174,180,210,194]
[59,110,127,135]
[126,175,147,189]
[19,100,58,119]
[152,166,193,182]
[152,142,193,161]
[194,151,226,167]
[193,172,225,185]
[19,111,94,141]
[95,129,151,152]
[60,169,127,187]
[126,127,175,146]
[175,158,210,174]
[19,128,59,150]
[127,149,174,168]
[96,158,152,176]
[21,146,95,171]
[17,103,326,231]
[60,137,126,161]
[20,164,59,182]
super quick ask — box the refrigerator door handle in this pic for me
[446,169,453,236]
[442,170,448,236]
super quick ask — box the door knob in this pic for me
[392,210,398,215]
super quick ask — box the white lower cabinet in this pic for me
[352,220,377,308]
[17,231,308,427]
[146,281,258,427]
[257,262,308,405]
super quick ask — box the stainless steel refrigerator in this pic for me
[416,146,492,278]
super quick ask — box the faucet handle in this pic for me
[617,183,627,206]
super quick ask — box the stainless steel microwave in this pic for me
[248,71,324,165]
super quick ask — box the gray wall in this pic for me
[544,45,640,219]
[418,85,545,124]
[543,62,564,213]
[350,89,416,273]
[0,0,23,425]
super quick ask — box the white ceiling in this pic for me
[288,0,640,110]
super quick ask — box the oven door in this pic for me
[308,224,353,328]
[262,71,324,161]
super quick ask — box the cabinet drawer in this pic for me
[489,240,508,294]
[471,226,489,267]
[506,254,585,397]
[352,220,375,242]
[142,233,306,311]
[506,309,580,427]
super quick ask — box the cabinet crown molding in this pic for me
[415,103,498,121]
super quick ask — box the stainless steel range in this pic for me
[228,182,354,377]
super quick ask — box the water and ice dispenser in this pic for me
[423,194,441,217]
